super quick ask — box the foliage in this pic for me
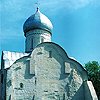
[85,61,100,98]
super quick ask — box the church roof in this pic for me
[23,8,53,36]
[1,51,29,69]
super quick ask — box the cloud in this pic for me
[39,0,100,11]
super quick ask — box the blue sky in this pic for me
[0,0,100,66]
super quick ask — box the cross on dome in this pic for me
[35,1,40,10]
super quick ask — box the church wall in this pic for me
[0,69,7,100]
[6,56,35,100]
[84,81,98,100]
[31,42,87,100]
[4,42,90,100]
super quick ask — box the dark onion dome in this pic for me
[23,8,53,36]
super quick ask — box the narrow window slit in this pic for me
[63,93,65,100]
[49,51,52,58]
[31,38,33,49]
[1,74,3,83]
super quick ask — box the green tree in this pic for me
[85,61,100,98]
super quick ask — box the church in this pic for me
[0,7,98,100]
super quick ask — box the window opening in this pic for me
[49,51,52,58]
[32,95,35,100]
[41,37,44,42]
[1,74,3,83]
[63,93,65,100]
[20,83,23,88]
[9,95,11,100]
[31,38,33,50]
[35,77,37,85]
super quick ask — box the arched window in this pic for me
[20,83,23,88]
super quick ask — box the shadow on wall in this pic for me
[72,83,84,100]
[24,60,35,79]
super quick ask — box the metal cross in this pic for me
[35,0,40,9]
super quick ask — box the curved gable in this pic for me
[31,42,87,80]
[30,42,88,99]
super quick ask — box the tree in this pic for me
[85,61,100,98]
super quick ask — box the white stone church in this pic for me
[0,8,98,100]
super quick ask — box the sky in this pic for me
[0,0,100,66]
